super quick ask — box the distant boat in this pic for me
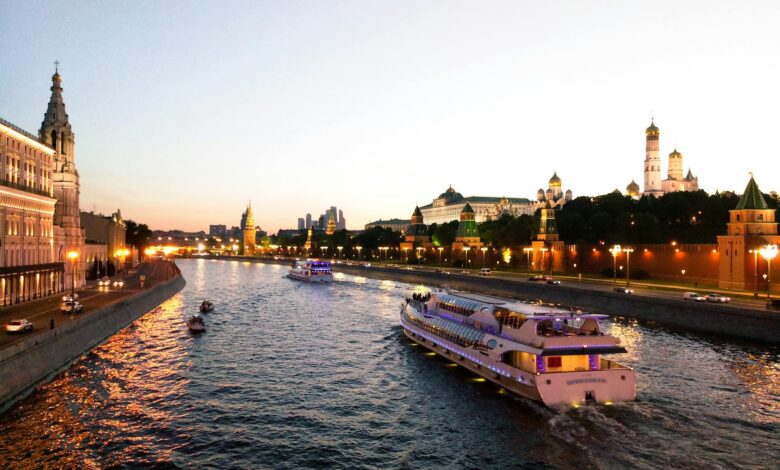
[199,300,214,313]
[287,260,333,283]
[187,314,206,333]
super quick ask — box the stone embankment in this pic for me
[0,271,186,413]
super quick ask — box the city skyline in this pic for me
[3,1,780,233]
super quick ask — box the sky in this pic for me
[2,1,780,233]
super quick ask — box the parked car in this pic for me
[614,287,634,294]
[98,277,111,286]
[683,292,706,302]
[5,319,33,333]
[546,279,561,285]
[61,300,84,314]
[705,293,731,303]
[479,268,492,276]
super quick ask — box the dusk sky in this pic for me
[2,1,779,233]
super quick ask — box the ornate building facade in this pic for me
[419,173,572,226]
[242,202,257,255]
[40,68,87,290]
[0,67,88,304]
[639,119,699,197]
[400,206,432,255]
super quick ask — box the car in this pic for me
[683,292,706,302]
[61,300,84,314]
[479,268,492,276]
[461,270,470,275]
[62,293,79,302]
[705,293,731,303]
[98,277,111,286]
[5,319,33,333]
[546,279,561,285]
[435,268,444,273]
[529,275,546,281]
[614,287,634,294]
[113,280,124,287]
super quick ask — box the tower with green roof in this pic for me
[718,175,780,291]
[452,203,483,252]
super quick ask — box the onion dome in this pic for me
[646,119,659,136]
[669,148,682,158]
[537,188,545,201]
[626,179,640,196]
[549,171,562,186]
[565,189,573,200]
[546,188,553,199]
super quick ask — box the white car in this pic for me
[5,319,33,333]
[706,293,731,303]
[683,292,706,302]
[98,277,111,286]
[61,300,84,314]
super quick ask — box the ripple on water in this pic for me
[0,259,778,468]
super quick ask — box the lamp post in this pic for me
[67,250,79,298]
[463,247,471,269]
[749,249,759,297]
[437,247,444,266]
[609,245,622,287]
[523,247,532,273]
[337,246,343,260]
[759,244,778,302]
[355,245,362,261]
[539,247,548,273]
[416,247,424,265]
[681,268,686,285]
[624,247,634,287]
[480,247,488,268]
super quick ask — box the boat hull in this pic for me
[287,273,333,283]
[401,310,636,407]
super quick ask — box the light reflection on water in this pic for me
[0,258,777,469]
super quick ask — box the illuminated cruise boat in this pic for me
[287,260,333,283]
[400,290,636,407]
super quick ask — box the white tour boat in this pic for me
[400,290,636,407]
[287,260,333,283]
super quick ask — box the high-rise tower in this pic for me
[39,66,86,288]
[242,202,256,256]
[643,119,663,197]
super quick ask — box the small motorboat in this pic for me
[187,314,206,333]
[199,300,214,313]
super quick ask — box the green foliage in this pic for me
[428,221,459,246]
[556,191,747,244]
[479,214,537,246]
[125,220,153,251]
[351,227,402,252]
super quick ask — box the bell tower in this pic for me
[39,64,86,288]
[643,119,663,197]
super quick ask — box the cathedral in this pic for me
[635,119,699,198]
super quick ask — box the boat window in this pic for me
[487,339,497,349]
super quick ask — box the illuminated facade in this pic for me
[242,202,257,256]
[420,174,572,226]
[0,119,63,304]
[640,119,699,197]
[717,176,780,292]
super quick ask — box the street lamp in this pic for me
[481,247,488,268]
[749,249,759,297]
[337,246,343,259]
[355,245,362,260]
[67,250,79,298]
[437,247,444,266]
[539,247,548,273]
[523,247,532,272]
[759,244,778,302]
[416,246,424,264]
[609,244,622,287]
[463,247,471,268]
[681,268,686,285]
[623,247,634,287]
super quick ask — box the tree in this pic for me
[125,220,153,252]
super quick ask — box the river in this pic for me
[0,258,778,469]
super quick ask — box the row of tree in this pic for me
[267,189,778,252]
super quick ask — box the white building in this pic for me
[419,173,572,226]
[640,119,699,198]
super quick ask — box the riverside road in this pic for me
[0,260,179,350]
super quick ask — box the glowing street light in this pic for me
[355,245,363,260]
[623,247,634,287]
[523,247,532,272]
[337,246,343,259]
[759,244,778,301]
[437,247,444,266]
[463,246,471,268]
[609,244,622,286]
[67,250,79,298]
[480,247,488,268]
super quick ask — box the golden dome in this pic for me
[669,148,682,158]
[549,171,562,186]
[626,179,640,194]
[645,119,659,136]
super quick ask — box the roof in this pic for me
[646,119,659,136]
[366,218,410,225]
[412,206,423,217]
[735,176,768,210]
[461,202,475,214]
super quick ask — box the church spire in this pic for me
[40,63,75,162]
